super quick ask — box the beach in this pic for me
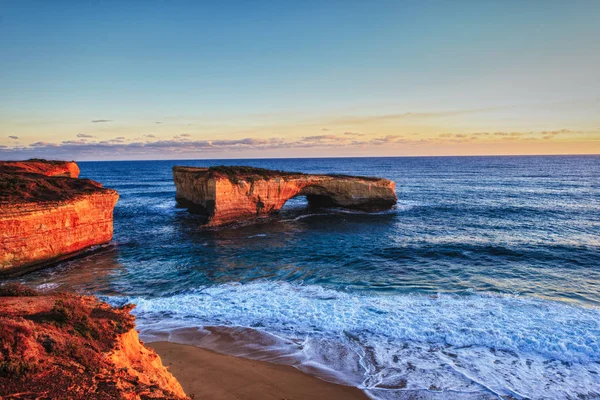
[151,341,367,400]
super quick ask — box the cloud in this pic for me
[300,135,341,141]
[0,128,590,160]
[77,133,95,138]
[433,129,586,143]
[328,107,505,126]
[369,135,409,145]
[62,139,89,145]
[29,141,57,147]
[100,137,126,144]
[91,119,111,123]
[211,138,273,146]
[0,135,356,159]
[8,135,19,140]
[155,122,162,124]
[180,133,191,137]
[344,132,365,136]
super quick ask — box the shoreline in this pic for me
[150,341,368,400]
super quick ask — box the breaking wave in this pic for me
[108,282,600,399]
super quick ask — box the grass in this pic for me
[208,165,304,183]
[207,165,384,183]
[0,283,38,297]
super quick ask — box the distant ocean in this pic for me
[17,156,600,399]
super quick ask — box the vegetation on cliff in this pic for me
[207,165,383,183]
[0,159,80,179]
[207,165,305,183]
[0,172,106,204]
[0,284,187,399]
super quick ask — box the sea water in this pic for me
[16,156,600,399]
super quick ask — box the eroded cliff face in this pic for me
[0,284,187,399]
[173,166,397,226]
[0,160,119,276]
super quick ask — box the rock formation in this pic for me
[173,166,397,226]
[0,159,80,178]
[0,160,119,276]
[0,284,187,399]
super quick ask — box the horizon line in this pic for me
[46,152,600,163]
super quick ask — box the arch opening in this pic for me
[279,194,310,212]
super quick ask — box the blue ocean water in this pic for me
[18,156,600,399]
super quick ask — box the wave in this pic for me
[107,282,600,399]
[280,203,415,222]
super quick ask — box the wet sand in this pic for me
[151,341,368,400]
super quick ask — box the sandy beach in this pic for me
[151,341,368,400]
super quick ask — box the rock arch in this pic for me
[173,166,397,226]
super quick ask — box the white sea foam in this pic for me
[35,282,61,291]
[110,282,600,399]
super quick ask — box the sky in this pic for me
[1,0,599,160]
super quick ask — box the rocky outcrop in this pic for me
[0,284,187,399]
[173,166,397,226]
[0,160,119,276]
[0,159,80,178]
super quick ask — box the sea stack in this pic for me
[0,160,119,276]
[173,165,397,226]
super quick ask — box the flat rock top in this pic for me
[0,160,116,212]
[0,159,79,178]
[173,165,387,183]
[0,173,109,207]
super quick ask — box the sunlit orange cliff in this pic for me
[0,160,187,399]
[0,160,119,276]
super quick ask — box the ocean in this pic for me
[16,156,600,399]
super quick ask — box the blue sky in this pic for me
[1,1,599,160]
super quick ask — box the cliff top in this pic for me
[0,160,115,210]
[0,159,79,178]
[0,172,111,207]
[0,284,185,399]
[173,165,385,183]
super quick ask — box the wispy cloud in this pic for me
[344,132,365,136]
[0,128,594,160]
[0,135,368,159]
[436,129,584,143]
[327,107,504,126]
[62,139,89,145]
[91,119,111,123]
[77,133,95,138]
[8,135,19,140]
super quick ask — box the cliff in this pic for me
[173,166,397,226]
[0,160,119,276]
[0,284,187,399]
[0,159,80,178]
